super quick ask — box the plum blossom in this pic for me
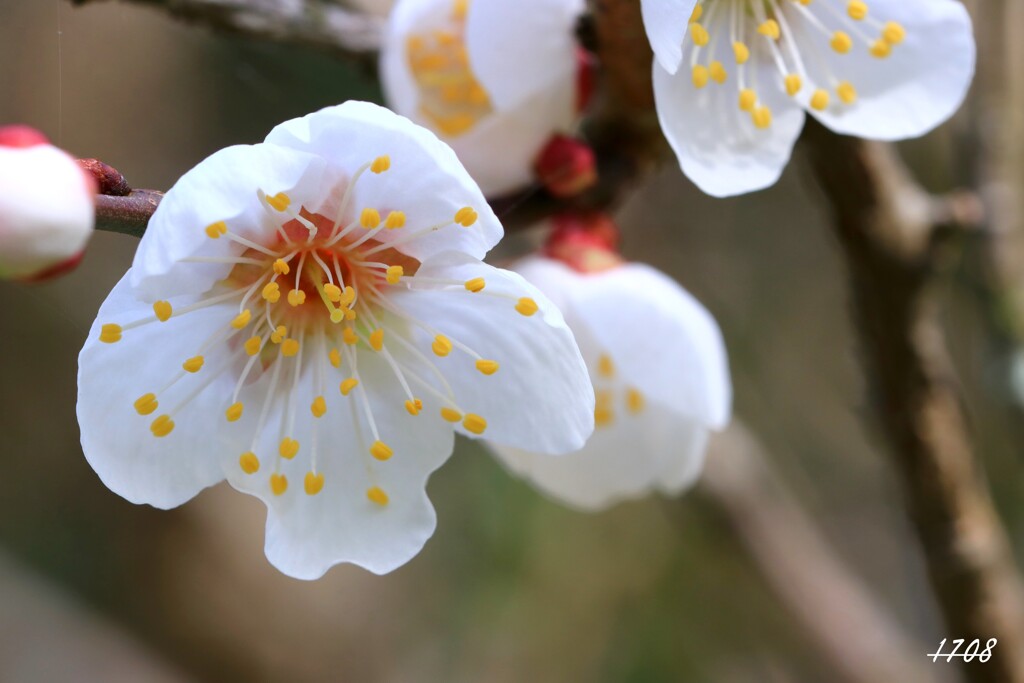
[77,102,593,579]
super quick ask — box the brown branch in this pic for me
[802,121,1024,683]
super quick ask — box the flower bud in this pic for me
[544,212,622,273]
[0,125,95,280]
[533,135,598,198]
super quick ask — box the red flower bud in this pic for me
[544,212,622,273]
[533,135,597,198]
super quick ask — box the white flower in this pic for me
[643,0,976,197]
[489,255,731,511]
[77,102,593,579]
[0,126,94,279]
[381,0,585,196]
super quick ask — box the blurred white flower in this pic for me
[381,0,586,196]
[0,126,94,279]
[643,0,976,197]
[77,102,593,579]
[489,219,731,510]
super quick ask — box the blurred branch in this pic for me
[699,424,946,683]
[803,121,1024,683]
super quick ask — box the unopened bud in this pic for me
[544,212,623,273]
[533,135,597,198]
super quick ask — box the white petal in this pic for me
[509,254,580,311]
[655,422,709,495]
[131,143,328,301]
[465,0,584,111]
[266,101,503,261]
[641,0,697,75]
[77,271,239,508]
[653,53,806,197]
[388,251,594,454]
[789,0,974,140]
[223,344,454,579]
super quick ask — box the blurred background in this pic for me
[1,1,1021,681]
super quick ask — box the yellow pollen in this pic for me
[594,405,614,427]
[239,452,260,474]
[343,328,359,345]
[385,211,406,229]
[345,308,357,321]
[811,89,831,111]
[440,407,462,422]
[270,326,288,344]
[870,39,892,58]
[287,289,306,307]
[739,89,757,112]
[690,22,709,46]
[273,259,290,275]
[134,393,158,416]
[847,0,868,20]
[386,265,404,284]
[709,61,727,84]
[150,414,174,438]
[361,208,381,229]
[279,438,300,460]
[831,31,853,54]
[281,339,300,357]
[462,413,487,435]
[329,348,342,368]
[837,81,858,104]
[371,155,391,173]
[340,377,359,396]
[367,486,389,506]
[785,74,802,97]
[266,192,291,212]
[752,106,773,129]
[692,64,709,89]
[689,3,702,22]
[270,474,288,496]
[323,283,342,302]
[475,359,499,375]
[182,355,205,373]
[432,334,453,357]
[515,298,538,316]
[757,20,780,40]
[454,206,478,227]
[370,440,394,461]
[244,336,262,356]
[100,323,122,344]
[226,402,244,422]
[311,395,327,418]
[597,354,615,378]
[882,21,905,45]
[369,328,385,351]
[153,301,172,322]
[204,221,227,239]
[262,282,281,303]
[627,388,646,414]
[405,398,423,416]
[733,41,750,64]
[464,277,485,292]
[341,286,356,306]
[231,309,252,329]
[304,472,325,496]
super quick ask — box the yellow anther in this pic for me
[370,440,393,461]
[752,106,773,129]
[515,297,538,316]
[262,281,281,303]
[100,323,122,344]
[785,74,802,97]
[134,393,158,416]
[323,283,342,302]
[405,398,423,416]
[733,41,750,64]
[367,486,389,506]
[594,405,614,427]
[462,413,487,435]
[239,452,260,474]
[304,472,325,496]
[369,328,385,351]
[598,354,615,378]
[385,211,406,229]
[226,402,244,422]
[273,259,290,275]
[739,89,757,112]
[343,328,359,345]
[757,19,780,40]
[182,355,205,373]
[341,286,356,305]
[475,359,499,375]
[281,339,300,357]
[328,348,342,368]
[371,155,391,173]
[690,23,709,46]
[811,88,831,111]
[269,326,286,344]
[345,308,357,321]
[870,39,892,58]
[709,61,727,84]
[847,0,868,20]
[627,388,646,414]
[204,221,227,239]
[311,395,327,418]
[266,192,291,212]
[882,21,905,45]
[153,301,172,322]
[340,377,359,396]
[386,265,404,284]
[689,3,702,22]
[837,81,858,104]
[360,207,381,229]
[691,64,709,89]
[440,407,462,423]
[464,277,486,292]
[244,336,262,356]
[432,334,453,357]
[287,289,306,307]
[270,474,288,496]
[831,31,853,54]
[279,438,300,460]
[454,206,478,227]
[150,414,174,438]
[231,309,252,329]
[329,307,344,325]
[453,0,469,19]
